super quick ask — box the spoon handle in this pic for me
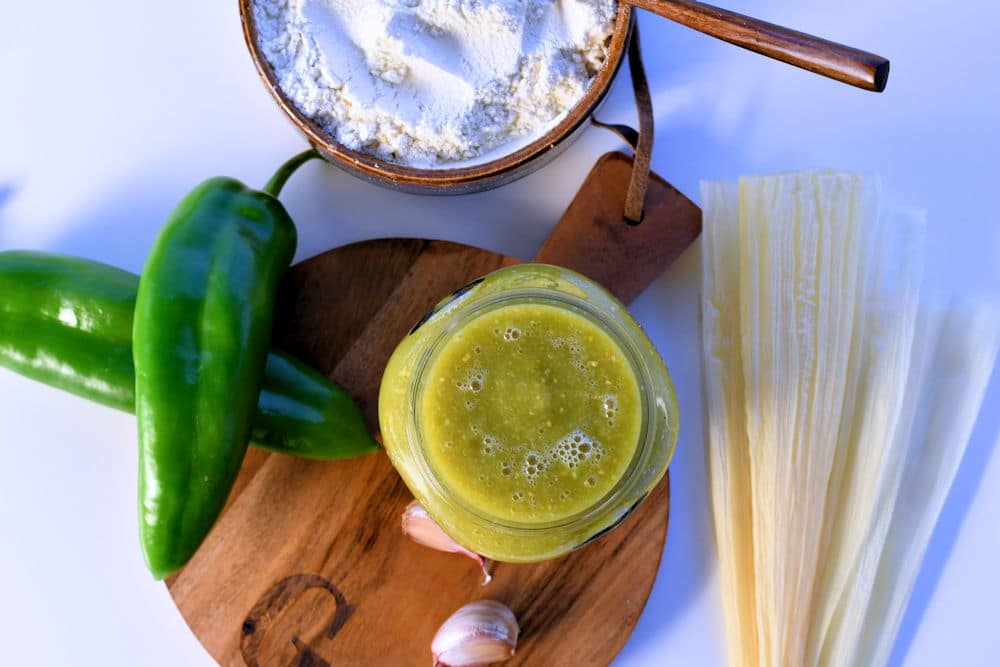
[629,0,890,92]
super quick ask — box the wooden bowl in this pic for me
[238,2,635,194]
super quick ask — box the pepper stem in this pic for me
[263,148,323,197]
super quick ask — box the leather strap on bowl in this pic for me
[591,23,654,225]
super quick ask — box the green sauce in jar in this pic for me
[421,302,643,523]
[379,264,678,562]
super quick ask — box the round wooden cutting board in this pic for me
[166,153,701,666]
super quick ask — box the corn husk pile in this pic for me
[700,171,999,667]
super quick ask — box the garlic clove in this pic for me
[402,500,493,584]
[432,600,519,667]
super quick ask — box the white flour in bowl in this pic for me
[252,0,618,168]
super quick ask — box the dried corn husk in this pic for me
[700,171,999,667]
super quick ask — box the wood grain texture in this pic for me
[168,153,701,666]
[630,0,890,92]
[537,152,701,304]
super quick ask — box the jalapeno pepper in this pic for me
[133,150,325,578]
[0,250,376,461]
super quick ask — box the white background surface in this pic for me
[1,1,998,665]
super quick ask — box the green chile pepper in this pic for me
[0,250,376,460]
[133,151,324,578]
[0,252,138,412]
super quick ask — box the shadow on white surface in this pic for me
[27,173,178,273]
[889,362,1000,667]
[0,183,13,214]
[615,246,724,665]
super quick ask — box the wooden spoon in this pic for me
[629,0,890,92]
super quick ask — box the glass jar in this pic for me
[378,264,677,562]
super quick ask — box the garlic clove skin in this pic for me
[402,500,493,584]
[432,600,519,667]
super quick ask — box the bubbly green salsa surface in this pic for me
[420,302,643,523]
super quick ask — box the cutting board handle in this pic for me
[532,23,701,303]
[531,151,701,304]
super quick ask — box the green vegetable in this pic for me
[133,150,325,578]
[0,252,138,412]
[0,250,376,461]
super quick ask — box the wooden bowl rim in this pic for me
[238,2,635,191]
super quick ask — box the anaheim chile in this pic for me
[133,152,313,579]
